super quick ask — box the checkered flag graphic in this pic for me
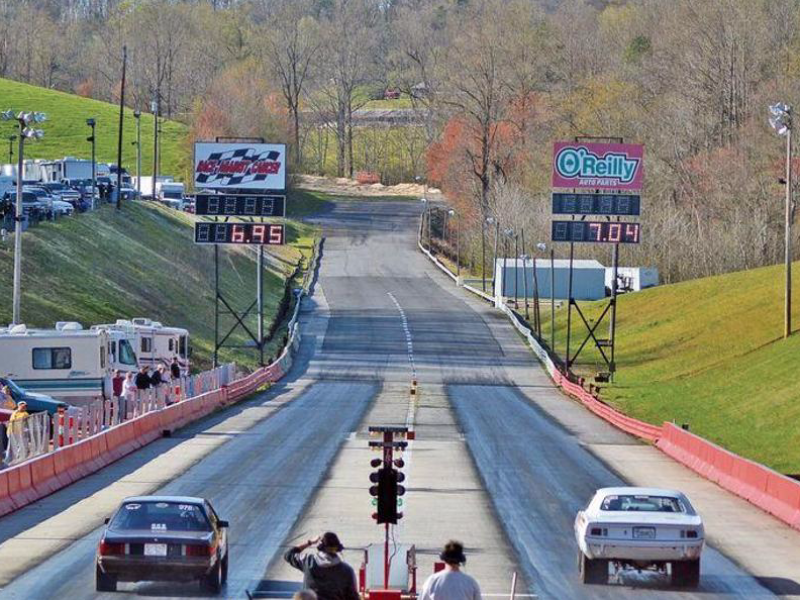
[196,147,282,186]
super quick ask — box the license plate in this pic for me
[144,544,167,556]
[633,527,656,539]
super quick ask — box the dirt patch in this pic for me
[295,174,443,200]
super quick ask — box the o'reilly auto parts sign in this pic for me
[193,142,286,191]
[552,141,644,191]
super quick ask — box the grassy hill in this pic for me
[0,77,188,179]
[544,262,800,473]
[0,193,326,372]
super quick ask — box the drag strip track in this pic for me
[1,381,376,599]
[449,384,775,600]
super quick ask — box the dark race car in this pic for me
[96,496,229,593]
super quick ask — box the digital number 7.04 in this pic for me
[587,222,640,243]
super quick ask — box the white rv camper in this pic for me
[0,322,115,405]
[95,318,190,375]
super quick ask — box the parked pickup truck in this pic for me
[0,376,71,415]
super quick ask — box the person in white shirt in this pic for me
[420,541,482,600]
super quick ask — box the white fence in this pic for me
[3,363,236,467]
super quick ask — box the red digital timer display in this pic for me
[194,222,285,245]
[551,220,641,244]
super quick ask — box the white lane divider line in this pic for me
[387,292,416,380]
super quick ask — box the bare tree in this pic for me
[255,0,320,168]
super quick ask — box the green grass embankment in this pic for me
[0,77,187,178]
[538,262,800,473]
[0,192,324,372]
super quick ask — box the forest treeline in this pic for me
[2,0,799,282]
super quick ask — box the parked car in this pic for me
[0,376,71,415]
[40,182,83,207]
[575,487,704,587]
[96,496,229,593]
[23,186,56,217]
[4,190,47,216]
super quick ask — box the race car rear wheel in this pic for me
[201,558,223,594]
[95,564,117,592]
[579,553,608,584]
[671,559,700,588]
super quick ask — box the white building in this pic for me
[494,258,606,305]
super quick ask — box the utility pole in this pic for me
[551,248,555,351]
[513,232,519,308]
[86,118,96,209]
[785,116,793,339]
[481,216,486,291]
[768,102,794,338]
[152,91,159,189]
[13,130,23,323]
[7,135,14,163]
[133,109,141,198]
[115,45,127,210]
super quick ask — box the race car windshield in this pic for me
[600,495,687,513]
[110,502,211,532]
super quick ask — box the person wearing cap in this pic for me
[284,532,359,600]
[420,541,482,600]
[8,401,29,436]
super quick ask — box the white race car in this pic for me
[575,487,704,587]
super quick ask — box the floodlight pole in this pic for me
[785,117,793,338]
[116,45,127,210]
[12,124,23,324]
[87,119,96,209]
[134,110,142,197]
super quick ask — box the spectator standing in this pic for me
[284,532,359,600]
[121,372,137,421]
[135,366,151,390]
[151,365,164,387]
[8,401,29,436]
[112,370,124,400]
[419,541,481,600]
[170,357,181,380]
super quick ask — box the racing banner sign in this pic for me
[552,141,644,191]
[194,142,287,192]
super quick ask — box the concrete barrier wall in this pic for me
[657,423,800,531]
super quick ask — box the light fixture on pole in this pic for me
[487,217,498,294]
[6,134,15,163]
[86,118,96,208]
[448,209,460,278]
[2,109,46,325]
[151,95,159,190]
[520,253,530,321]
[133,109,142,199]
[768,102,793,338]
[537,242,555,352]
[502,227,514,305]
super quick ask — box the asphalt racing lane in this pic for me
[449,384,775,600]
[1,381,376,599]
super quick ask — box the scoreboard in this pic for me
[195,194,286,217]
[551,220,641,244]
[552,193,640,216]
[194,222,285,245]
